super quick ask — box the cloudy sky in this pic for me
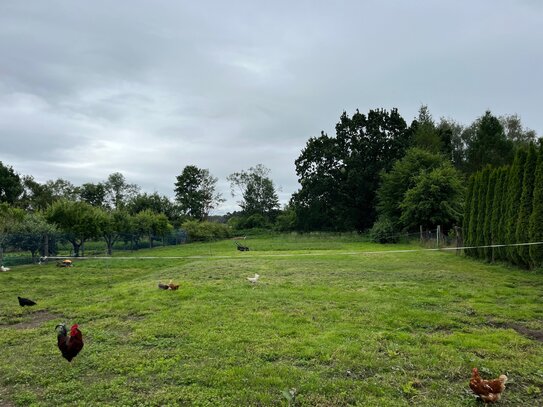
[1,1,542,213]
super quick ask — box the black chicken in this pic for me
[18,296,37,306]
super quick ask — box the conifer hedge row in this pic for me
[463,143,543,269]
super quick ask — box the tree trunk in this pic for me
[71,240,81,257]
[43,233,49,257]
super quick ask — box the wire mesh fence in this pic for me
[0,229,188,266]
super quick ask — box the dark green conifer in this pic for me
[484,168,497,261]
[504,149,527,264]
[529,143,543,269]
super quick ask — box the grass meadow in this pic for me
[0,234,542,406]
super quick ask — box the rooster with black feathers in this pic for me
[56,323,84,362]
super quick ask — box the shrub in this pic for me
[370,217,399,243]
[181,220,231,242]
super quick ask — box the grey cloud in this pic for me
[1,0,542,214]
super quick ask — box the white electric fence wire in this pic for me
[41,241,543,260]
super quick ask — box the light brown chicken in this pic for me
[167,280,179,290]
[469,368,507,403]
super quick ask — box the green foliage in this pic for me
[45,200,103,256]
[369,216,399,243]
[98,209,133,255]
[377,148,443,228]
[399,164,464,231]
[500,114,537,148]
[0,161,23,204]
[475,169,490,258]
[529,143,543,268]
[490,167,509,261]
[515,143,538,267]
[463,175,475,254]
[175,165,223,220]
[293,108,411,231]
[181,220,230,242]
[504,149,527,264]
[411,105,442,153]
[227,164,279,217]
[236,213,272,230]
[134,210,172,248]
[77,182,107,207]
[128,192,179,224]
[0,203,25,263]
[274,206,297,232]
[104,172,140,210]
[8,212,56,258]
[466,111,514,173]
[482,167,496,260]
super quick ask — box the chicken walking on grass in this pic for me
[469,367,507,403]
[18,296,37,307]
[158,280,179,290]
[247,273,260,285]
[56,323,84,362]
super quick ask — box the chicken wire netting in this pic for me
[0,229,188,266]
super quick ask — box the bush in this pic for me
[370,217,399,243]
[237,213,271,230]
[181,220,231,242]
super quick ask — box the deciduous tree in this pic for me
[0,162,23,204]
[174,166,223,220]
[46,200,102,256]
[227,164,279,217]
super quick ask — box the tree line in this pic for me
[0,105,540,266]
[463,142,543,269]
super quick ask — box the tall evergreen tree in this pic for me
[483,168,497,261]
[412,105,441,153]
[529,143,543,268]
[463,175,475,250]
[516,143,538,267]
[466,111,514,173]
[491,167,508,261]
[504,149,527,264]
[476,169,490,258]
[466,173,481,257]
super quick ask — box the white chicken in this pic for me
[0,265,10,272]
[247,273,260,284]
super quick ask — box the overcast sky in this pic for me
[1,1,542,213]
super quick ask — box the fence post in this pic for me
[437,225,441,249]
[454,226,459,255]
[420,225,423,244]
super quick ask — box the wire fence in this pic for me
[0,229,188,266]
[2,226,541,266]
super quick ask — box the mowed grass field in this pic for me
[1,235,542,406]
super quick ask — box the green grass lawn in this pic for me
[1,235,542,406]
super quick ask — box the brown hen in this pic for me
[469,368,507,403]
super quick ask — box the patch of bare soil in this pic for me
[1,310,62,330]
[489,321,543,342]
